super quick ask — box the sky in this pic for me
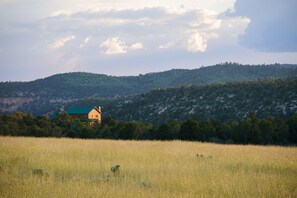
[0,0,297,81]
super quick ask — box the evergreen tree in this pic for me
[259,118,274,144]
[179,119,200,141]
[287,115,297,143]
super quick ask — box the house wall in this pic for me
[88,109,101,123]
[69,114,88,120]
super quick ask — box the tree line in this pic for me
[0,112,296,145]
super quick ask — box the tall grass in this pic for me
[0,136,296,197]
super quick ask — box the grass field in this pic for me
[0,136,296,197]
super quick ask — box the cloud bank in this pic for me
[44,6,222,54]
[232,0,297,52]
[1,0,297,81]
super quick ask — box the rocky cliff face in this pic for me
[0,98,34,112]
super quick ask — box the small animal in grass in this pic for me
[196,154,203,158]
[32,168,49,176]
[196,154,214,159]
[111,165,120,174]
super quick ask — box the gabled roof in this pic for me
[51,107,101,120]
[66,107,95,115]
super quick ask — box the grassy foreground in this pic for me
[0,137,296,197]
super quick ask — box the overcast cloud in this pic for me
[232,0,297,52]
[0,0,296,81]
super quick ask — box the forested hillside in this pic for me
[1,63,297,99]
[1,63,297,116]
[67,78,297,123]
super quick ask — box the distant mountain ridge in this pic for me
[1,63,297,116]
[1,63,297,99]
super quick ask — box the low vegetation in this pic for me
[0,112,297,145]
[0,136,296,197]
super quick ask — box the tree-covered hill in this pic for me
[1,63,297,116]
[67,78,297,123]
[1,63,297,99]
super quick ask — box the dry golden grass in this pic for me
[0,136,296,197]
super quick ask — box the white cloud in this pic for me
[203,32,219,39]
[188,9,222,30]
[100,37,127,55]
[84,18,130,27]
[159,41,175,49]
[186,32,207,52]
[41,6,224,53]
[100,38,144,54]
[50,10,72,17]
[84,35,91,44]
[130,43,144,50]
[49,35,76,49]
[47,1,235,15]
[164,6,186,15]
[80,35,92,48]
[6,1,287,81]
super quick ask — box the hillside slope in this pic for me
[1,63,297,100]
[67,78,297,123]
[1,63,297,115]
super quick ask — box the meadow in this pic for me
[0,136,296,197]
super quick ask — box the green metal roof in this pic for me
[66,107,94,115]
[50,111,59,120]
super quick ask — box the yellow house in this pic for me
[66,107,102,124]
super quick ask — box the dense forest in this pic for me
[67,78,297,123]
[0,112,296,145]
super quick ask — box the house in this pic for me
[52,106,102,124]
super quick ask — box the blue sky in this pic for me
[0,0,296,81]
